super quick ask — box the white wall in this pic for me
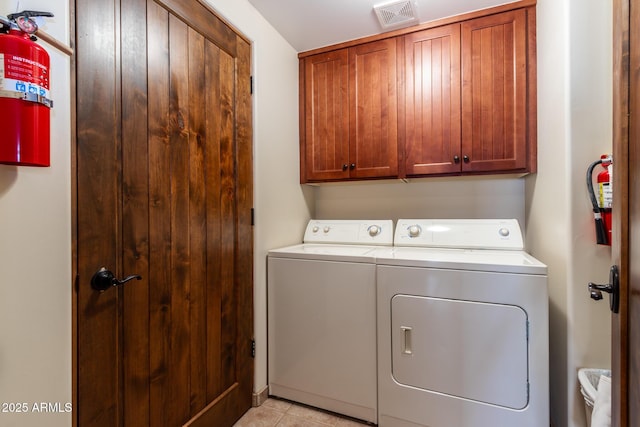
[526,1,572,424]
[527,1,613,427]
[567,0,613,425]
[315,177,525,224]
[0,1,72,426]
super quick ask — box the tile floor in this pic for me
[233,398,371,427]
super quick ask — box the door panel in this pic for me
[350,39,399,178]
[404,24,461,176]
[391,295,528,409]
[122,0,151,424]
[303,50,350,181]
[75,0,253,425]
[76,0,120,423]
[461,10,528,173]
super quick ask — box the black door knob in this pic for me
[91,268,142,292]
[588,265,619,313]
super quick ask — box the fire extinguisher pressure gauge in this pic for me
[15,16,38,34]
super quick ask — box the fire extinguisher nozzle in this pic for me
[594,217,609,245]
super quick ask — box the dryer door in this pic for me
[391,295,529,409]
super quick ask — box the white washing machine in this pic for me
[267,219,393,424]
[377,219,549,427]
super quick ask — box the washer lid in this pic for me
[394,219,523,250]
[268,243,383,263]
[377,247,547,275]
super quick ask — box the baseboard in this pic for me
[252,386,269,407]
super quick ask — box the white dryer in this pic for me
[377,219,549,427]
[267,219,393,424]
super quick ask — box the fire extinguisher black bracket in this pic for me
[592,210,609,246]
[6,11,54,21]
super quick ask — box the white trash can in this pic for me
[578,368,611,427]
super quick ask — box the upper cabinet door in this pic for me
[404,24,462,176]
[303,49,350,181]
[349,39,399,179]
[461,9,529,173]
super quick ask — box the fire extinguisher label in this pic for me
[0,53,50,98]
[599,182,613,208]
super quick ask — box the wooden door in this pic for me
[404,24,461,176]
[349,39,399,179]
[460,9,529,173]
[612,0,638,425]
[74,0,253,426]
[302,49,350,182]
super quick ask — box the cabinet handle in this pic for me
[463,155,470,163]
[342,164,348,171]
[453,155,460,164]
[350,163,356,170]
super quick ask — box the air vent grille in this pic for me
[373,0,419,30]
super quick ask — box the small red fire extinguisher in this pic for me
[0,10,54,167]
[587,154,613,245]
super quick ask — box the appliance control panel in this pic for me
[394,219,524,250]
[303,219,394,245]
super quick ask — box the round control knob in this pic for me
[499,227,510,237]
[408,225,421,238]
[323,226,331,233]
[368,225,381,237]
[312,226,319,233]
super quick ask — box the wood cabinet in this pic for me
[404,9,534,177]
[460,9,533,174]
[300,1,536,183]
[300,39,398,182]
[301,49,350,181]
[403,24,462,176]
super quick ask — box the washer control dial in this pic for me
[323,226,331,233]
[408,225,422,238]
[312,226,319,233]
[499,227,510,237]
[368,225,381,237]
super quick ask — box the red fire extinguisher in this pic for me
[587,154,612,245]
[0,11,54,167]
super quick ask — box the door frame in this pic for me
[70,0,78,424]
[612,0,636,425]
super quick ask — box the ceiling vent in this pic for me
[373,0,419,31]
